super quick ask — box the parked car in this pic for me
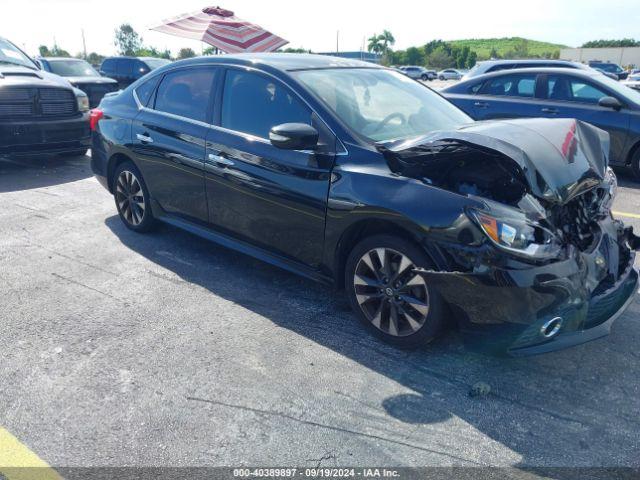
[437,69,462,80]
[443,67,640,177]
[37,57,119,108]
[463,59,592,80]
[0,37,90,157]
[401,66,436,81]
[589,61,628,80]
[623,73,640,91]
[99,56,171,89]
[90,54,639,356]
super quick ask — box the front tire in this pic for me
[345,234,446,348]
[631,148,640,181]
[112,161,155,232]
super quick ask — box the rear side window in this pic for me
[480,73,537,98]
[116,59,133,76]
[153,68,216,122]
[221,69,311,138]
[134,76,160,107]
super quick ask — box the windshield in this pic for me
[48,59,98,77]
[0,38,37,69]
[594,63,623,74]
[596,73,640,104]
[142,58,171,70]
[294,68,471,143]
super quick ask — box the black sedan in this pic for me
[90,54,639,356]
[38,57,119,108]
[443,68,640,178]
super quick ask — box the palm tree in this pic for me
[367,34,383,55]
[379,30,396,54]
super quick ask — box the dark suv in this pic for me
[90,54,639,356]
[588,61,628,80]
[38,57,118,108]
[0,37,91,157]
[99,57,171,89]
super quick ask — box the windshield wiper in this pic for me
[0,59,37,70]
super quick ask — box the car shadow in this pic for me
[0,154,92,193]
[105,215,640,474]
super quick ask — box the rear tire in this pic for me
[421,74,428,81]
[345,234,446,348]
[112,161,156,233]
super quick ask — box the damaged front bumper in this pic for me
[419,222,640,356]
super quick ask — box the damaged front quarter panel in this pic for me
[378,117,640,355]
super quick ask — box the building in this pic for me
[317,51,382,64]
[560,47,640,67]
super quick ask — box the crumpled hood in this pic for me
[383,118,610,205]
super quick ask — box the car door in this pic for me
[204,67,336,267]
[537,73,631,164]
[470,72,541,120]
[131,66,218,223]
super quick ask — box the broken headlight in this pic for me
[468,209,562,260]
[602,167,617,212]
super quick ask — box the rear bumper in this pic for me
[0,113,91,155]
[421,219,639,356]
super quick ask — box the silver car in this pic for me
[437,69,463,80]
[402,66,436,81]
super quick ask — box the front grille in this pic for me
[38,88,77,117]
[0,87,77,119]
[41,102,75,116]
[39,88,75,102]
[0,104,34,117]
[0,88,31,102]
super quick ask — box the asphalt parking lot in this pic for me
[1,154,640,473]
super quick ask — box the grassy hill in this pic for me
[449,37,567,59]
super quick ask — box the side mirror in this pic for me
[269,123,318,150]
[598,96,622,110]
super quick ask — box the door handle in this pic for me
[136,133,153,143]
[474,101,489,108]
[208,153,234,167]
[541,108,559,114]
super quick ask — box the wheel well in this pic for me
[333,219,430,290]
[107,152,134,193]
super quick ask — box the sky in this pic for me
[1,0,639,57]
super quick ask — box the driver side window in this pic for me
[221,69,311,139]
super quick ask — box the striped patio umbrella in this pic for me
[150,6,288,53]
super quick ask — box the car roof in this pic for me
[168,53,380,72]
[478,59,578,66]
[466,66,601,81]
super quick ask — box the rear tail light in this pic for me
[89,109,104,131]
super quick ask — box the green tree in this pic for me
[467,50,478,69]
[582,38,639,48]
[38,44,70,57]
[367,34,383,55]
[86,52,105,67]
[177,47,196,59]
[427,47,455,69]
[489,47,500,59]
[114,24,142,56]
[404,46,424,65]
[512,38,529,58]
